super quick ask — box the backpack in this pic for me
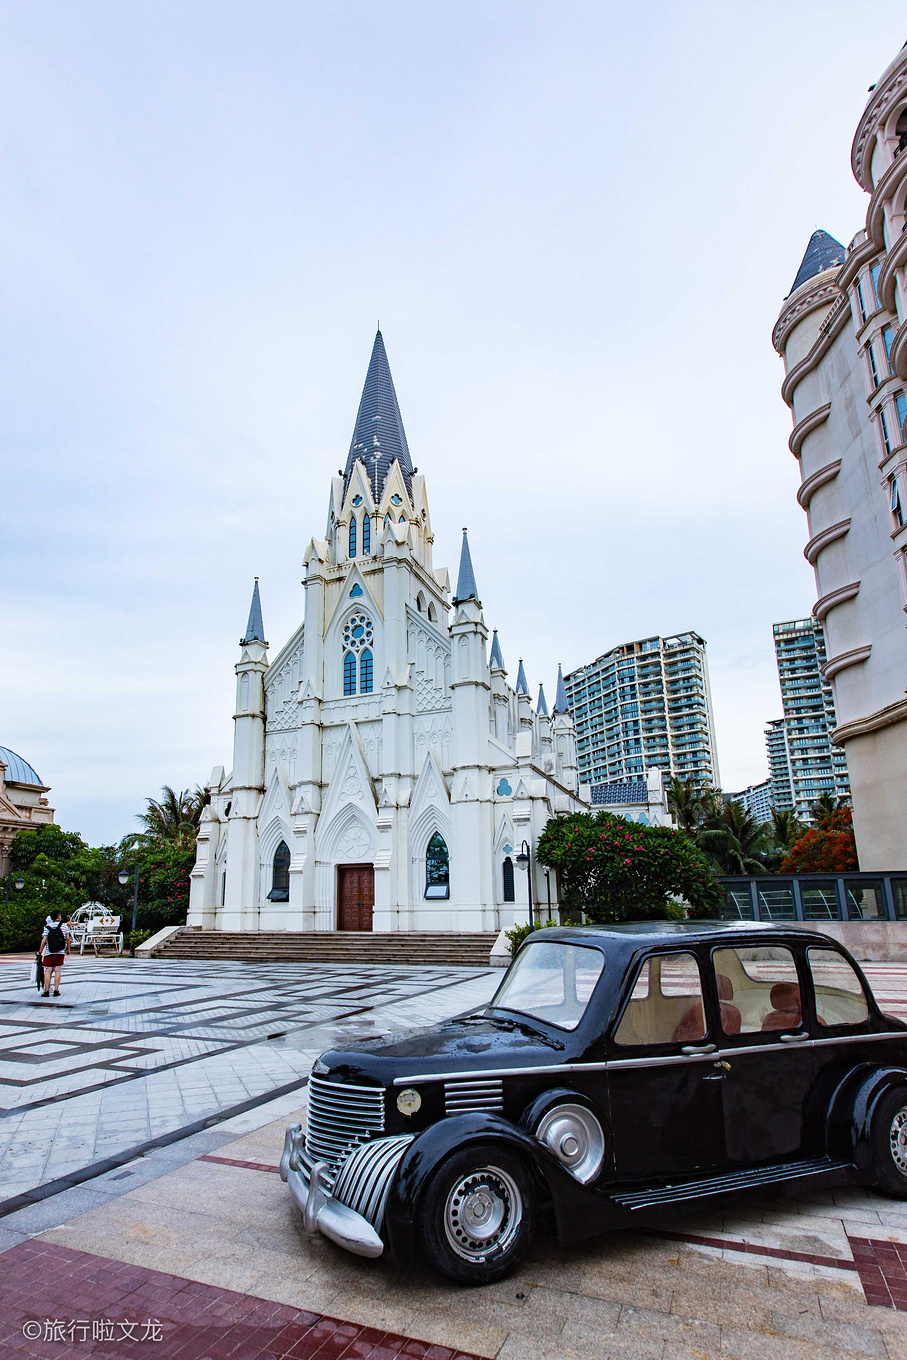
[46,922,66,953]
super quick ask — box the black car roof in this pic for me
[525,921,829,949]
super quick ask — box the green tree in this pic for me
[123,785,210,851]
[666,777,706,834]
[696,798,769,875]
[536,811,722,923]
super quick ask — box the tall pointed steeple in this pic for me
[241,578,266,645]
[515,659,529,695]
[454,528,480,604]
[343,329,414,502]
[489,629,505,670]
[537,683,548,716]
[554,664,569,713]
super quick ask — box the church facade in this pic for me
[188,331,587,933]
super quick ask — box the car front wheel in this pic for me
[416,1142,536,1285]
[871,1089,907,1199]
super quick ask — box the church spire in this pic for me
[489,629,505,670]
[515,659,529,695]
[241,578,266,645]
[537,683,548,716]
[343,329,413,502]
[454,528,480,605]
[553,663,569,713]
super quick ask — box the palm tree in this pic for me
[697,798,769,875]
[667,777,706,834]
[124,785,211,850]
[769,807,804,850]
[811,792,850,831]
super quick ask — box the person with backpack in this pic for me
[38,912,71,997]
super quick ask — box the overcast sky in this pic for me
[2,2,903,846]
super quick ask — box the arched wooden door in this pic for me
[337,865,374,931]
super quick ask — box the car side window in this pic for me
[806,948,869,1028]
[614,952,705,1046]
[711,946,801,1035]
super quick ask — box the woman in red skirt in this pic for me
[39,911,71,996]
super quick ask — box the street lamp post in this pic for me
[117,866,140,941]
[515,840,535,927]
[4,872,25,908]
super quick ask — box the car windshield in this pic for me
[491,941,605,1031]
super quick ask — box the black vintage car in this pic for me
[280,922,907,1283]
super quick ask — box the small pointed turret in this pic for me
[788,229,845,296]
[454,528,480,605]
[554,664,569,713]
[241,578,266,645]
[515,659,529,695]
[343,329,414,502]
[489,630,505,670]
[537,683,548,716]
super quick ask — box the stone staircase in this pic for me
[152,928,500,968]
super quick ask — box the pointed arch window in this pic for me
[348,517,357,558]
[268,840,290,901]
[502,856,515,902]
[343,652,357,696]
[362,514,371,554]
[427,602,437,622]
[425,833,450,899]
[359,649,373,694]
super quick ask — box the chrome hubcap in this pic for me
[890,1107,907,1179]
[536,1103,606,1184]
[444,1166,522,1262]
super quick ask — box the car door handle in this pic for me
[778,1032,809,1043]
[681,1043,717,1055]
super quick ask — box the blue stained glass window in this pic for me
[359,649,373,694]
[343,652,356,696]
[349,517,357,557]
[362,515,371,553]
[352,494,362,506]
[350,584,363,598]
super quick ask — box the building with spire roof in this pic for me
[772,37,907,870]
[189,331,589,933]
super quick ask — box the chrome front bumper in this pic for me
[280,1123,412,1260]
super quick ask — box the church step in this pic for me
[152,929,500,966]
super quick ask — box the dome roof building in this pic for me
[0,746,55,875]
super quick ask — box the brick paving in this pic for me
[3,956,907,1357]
[0,1241,488,1359]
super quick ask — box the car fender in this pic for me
[826,1065,907,1177]
[382,1111,600,1264]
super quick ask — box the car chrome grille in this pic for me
[444,1078,504,1115]
[305,1075,385,1169]
[333,1134,414,1229]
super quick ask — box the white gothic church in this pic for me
[187,331,588,933]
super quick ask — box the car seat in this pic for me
[761,981,801,1031]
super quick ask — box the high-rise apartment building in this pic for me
[765,718,793,811]
[772,39,907,867]
[727,778,774,825]
[766,619,851,822]
[565,633,720,789]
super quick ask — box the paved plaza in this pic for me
[0,955,497,1208]
[2,957,907,1358]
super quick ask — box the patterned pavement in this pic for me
[0,956,497,1207]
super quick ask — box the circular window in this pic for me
[343,613,374,653]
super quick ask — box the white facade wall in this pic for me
[773,42,907,869]
[189,338,590,932]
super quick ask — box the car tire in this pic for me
[870,1088,907,1199]
[416,1142,536,1285]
